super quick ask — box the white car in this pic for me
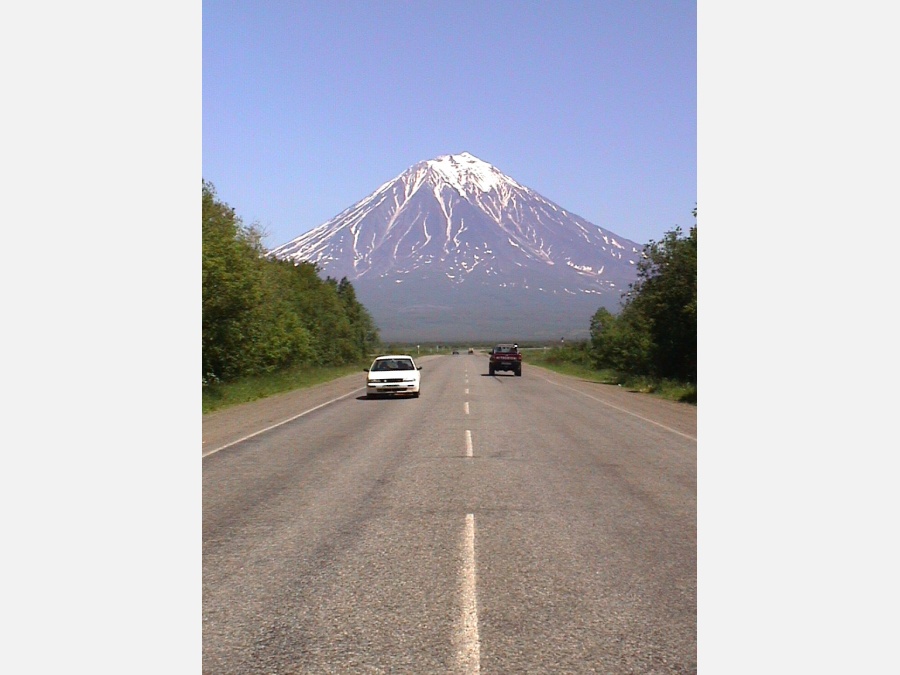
[364,355,422,398]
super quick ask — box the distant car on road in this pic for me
[489,343,522,376]
[468,348,475,354]
[364,355,422,398]
[452,349,460,355]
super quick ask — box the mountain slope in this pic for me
[269,152,643,342]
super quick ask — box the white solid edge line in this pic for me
[538,375,697,441]
[202,388,365,458]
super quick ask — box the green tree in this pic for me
[626,216,697,381]
[202,180,269,380]
[203,181,379,382]
[589,305,653,374]
[336,276,379,358]
[590,208,697,382]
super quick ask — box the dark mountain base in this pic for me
[354,276,628,343]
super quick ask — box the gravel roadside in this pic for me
[202,355,443,456]
[201,371,365,456]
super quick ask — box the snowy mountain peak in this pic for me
[421,152,524,196]
[269,152,643,341]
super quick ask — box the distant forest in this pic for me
[203,180,379,384]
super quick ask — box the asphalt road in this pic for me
[203,354,697,674]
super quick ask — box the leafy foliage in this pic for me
[590,209,697,382]
[202,181,379,383]
[589,306,654,374]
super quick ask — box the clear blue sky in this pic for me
[203,0,696,250]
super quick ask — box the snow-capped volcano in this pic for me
[269,152,643,341]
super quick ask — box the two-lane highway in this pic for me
[203,354,696,673]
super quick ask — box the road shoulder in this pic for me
[202,372,364,455]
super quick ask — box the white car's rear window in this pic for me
[372,359,415,371]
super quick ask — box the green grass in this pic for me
[524,349,696,404]
[202,361,371,414]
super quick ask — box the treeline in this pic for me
[202,180,379,384]
[589,210,697,382]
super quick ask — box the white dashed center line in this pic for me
[464,402,470,415]
[465,430,473,457]
[456,513,480,673]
